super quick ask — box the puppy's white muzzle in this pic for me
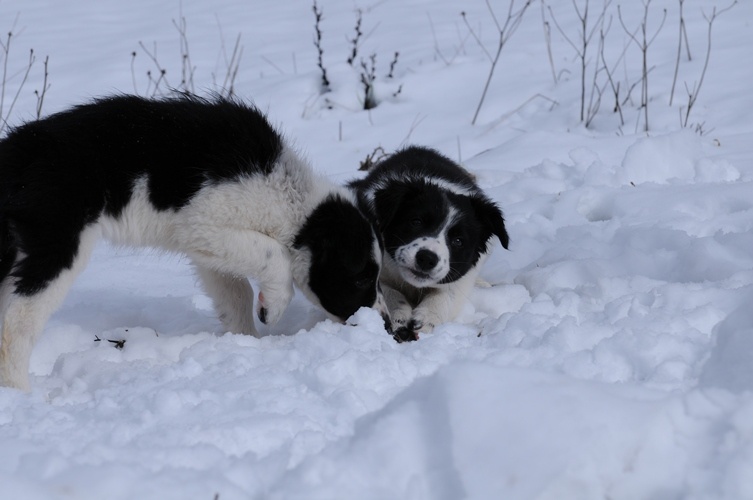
[394,237,450,287]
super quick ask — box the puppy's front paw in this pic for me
[410,310,435,333]
[256,287,292,326]
[390,309,411,331]
[393,326,419,343]
[392,318,422,343]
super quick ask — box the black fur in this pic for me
[294,194,381,320]
[0,94,283,296]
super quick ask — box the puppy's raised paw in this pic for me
[256,290,290,326]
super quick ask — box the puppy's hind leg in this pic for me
[193,264,258,336]
[0,226,99,391]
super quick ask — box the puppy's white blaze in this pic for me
[393,207,457,287]
[362,174,476,206]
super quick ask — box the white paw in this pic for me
[256,284,293,326]
[411,309,436,333]
[390,307,412,331]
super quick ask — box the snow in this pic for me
[1,0,752,498]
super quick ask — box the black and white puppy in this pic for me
[350,146,508,342]
[0,94,388,390]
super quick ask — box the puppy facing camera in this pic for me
[350,146,509,342]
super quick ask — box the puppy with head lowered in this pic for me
[0,94,389,391]
[350,146,509,342]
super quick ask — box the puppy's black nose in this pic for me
[415,249,439,271]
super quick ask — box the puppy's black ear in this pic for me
[471,195,509,250]
[295,195,372,262]
[373,182,415,231]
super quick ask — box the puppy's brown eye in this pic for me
[451,237,464,248]
[411,218,423,227]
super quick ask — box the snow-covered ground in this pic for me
[1,0,752,498]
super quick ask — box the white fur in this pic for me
[0,226,100,391]
[360,174,475,205]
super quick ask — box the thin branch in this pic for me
[461,12,493,62]
[466,0,533,125]
[669,0,686,106]
[548,0,612,123]
[220,33,242,97]
[34,55,49,119]
[138,40,172,96]
[1,47,34,134]
[0,31,13,122]
[618,1,667,132]
[172,14,195,94]
[682,0,736,127]
[539,1,557,84]
[346,9,363,66]
[312,1,331,93]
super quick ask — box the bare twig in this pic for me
[599,27,626,126]
[133,16,242,99]
[681,7,692,61]
[137,41,171,97]
[387,51,399,78]
[547,0,612,123]
[1,47,35,134]
[669,0,686,106]
[34,55,49,119]
[359,146,387,170]
[212,16,244,97]
[312,1,331,93]
[221,33,243,97]
[130,51,139,94]
[346,9,363,66]
[584,15,610,128]
[0,31,14,125]
[172,14,195,94]
[0,15,49,132]
[359,53,377,110]
[682,1,736,128]
[464,0,533,125]
[618,1,667,132]
[539,1,557,84]
[427,13,451,65]
[621,65,656,108]
[461,12,493,62]
[428,13,470,66]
